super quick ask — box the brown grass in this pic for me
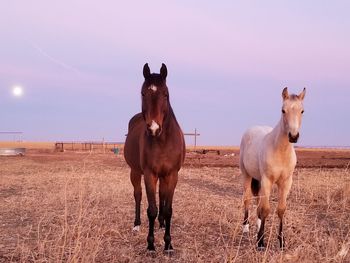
[0,151,349,262]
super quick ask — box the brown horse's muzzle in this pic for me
[146,120,162,137]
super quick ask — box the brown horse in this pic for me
[124,63,186,252]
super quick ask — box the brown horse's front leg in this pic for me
[161,172,178,252]
[158,188,165,229]
[130,170,142,231]
[144,172,158,251]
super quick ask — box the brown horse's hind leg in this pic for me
[144,172,158,251]
[130,170,142,230]
[277,176,292,249]
[160,172,178,252]
[257,177,272,250]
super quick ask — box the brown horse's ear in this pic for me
[298,87,306,100]
[143,63,151,79]
[282,87,289,101]
[160,63,167,79]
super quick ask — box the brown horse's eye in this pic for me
[282,109,286,114]
[301,110,304,114]
[141,92,145,97]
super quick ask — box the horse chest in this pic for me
[151,154,171,173]
[141,149,181,175]
[262,150,296,179]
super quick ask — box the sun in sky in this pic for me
[12,85,23,97]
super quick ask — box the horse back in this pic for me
[124,113,144,172]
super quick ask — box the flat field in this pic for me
[0,147,349,262]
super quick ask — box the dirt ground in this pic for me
[0,148,349,262]
[185,147,350,168]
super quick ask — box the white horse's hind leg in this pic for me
[242,171,253,233]
[257,177,272,249]
[277,176,293,249]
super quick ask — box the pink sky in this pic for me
[1,1,350,146]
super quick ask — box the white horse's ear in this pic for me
[298,87,306,100]
[282,87,289,101]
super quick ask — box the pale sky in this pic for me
[1,1,349,146]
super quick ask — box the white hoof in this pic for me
[256,219,261,230]
[132,225,140,232]
[243,224,250,233]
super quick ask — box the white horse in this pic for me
[239,87,306,250]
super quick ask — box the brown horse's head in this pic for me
[141,63,170,137]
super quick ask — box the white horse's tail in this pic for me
[251,178,260,196]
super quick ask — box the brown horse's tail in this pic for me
[251,178,261,196]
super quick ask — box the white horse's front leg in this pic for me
[277,176,293,249]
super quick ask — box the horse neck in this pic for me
[270,117,293,153]
[164,105,178,132]
[155,104,178,143]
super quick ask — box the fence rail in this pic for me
[55,141,123,152]
[184,128,200,149]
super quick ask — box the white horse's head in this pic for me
[281,87,306,143]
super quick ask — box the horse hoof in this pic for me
[243,224,249,233]
[279,242,286,250]
[164,243,173,250]
[164,243,174,255]
[132,225,140,232]
[257,246,265,251]
[147,243,156,252]
[146,249,157,257]
[164,248,174,256]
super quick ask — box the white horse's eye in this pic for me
[282,109,286,114]
[301,110,304,114]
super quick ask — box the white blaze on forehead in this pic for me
[149,120,160,135]
[148,85,157,92]
[287,101,302,111]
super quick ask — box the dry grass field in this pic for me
[0,142,55,150]
[0,147,350,262]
